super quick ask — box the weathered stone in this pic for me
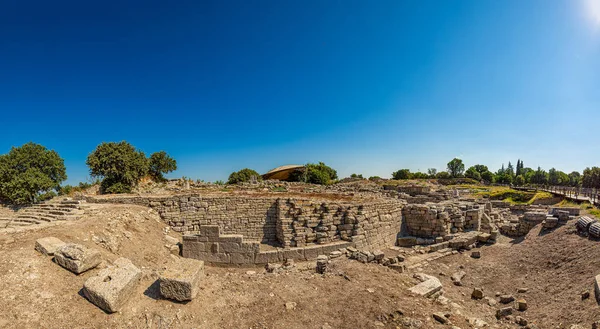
[516,299,528,311]
[82,258,141,313]
[594,274,600,304]
[35,237,66,256]
[159,258,204,301]
[451,271,466,286]
[471,288,484,300]
[54,243,101,274]
[471,250,481,258]
[373,250,385,261]
[432,312,448,324]
[409,274,442,298]
[496,307,513,319]
[500,295,515,304]
[515,316,528,326]
[388,264,406,273]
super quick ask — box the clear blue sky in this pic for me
[1,0,599,184]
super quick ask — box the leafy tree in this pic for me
[149,151,177,181]
[583,167,600,188]
[350,173,364,179]
[568,171,582,187]
[368,176,381,181]
[412,172,429,179]
[0,142,67,204]
[446,158,465,178]
[481,170,495,183]
[473,165,489,174]
[392,169,412,180]
[427,168,437,177]
[227,168,262,184]
[436,171,451,179]
[86,141,149,194]
[465,166,481,181]
[515,160,524,177]
[531,166,548,185]
[514,175,525,186]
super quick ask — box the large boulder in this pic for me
[159,258,205,301]
[82,258,141,313]
[35,237,66,256]
[54,243,101,274]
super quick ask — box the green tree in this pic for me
[531,166,548,185]
[465,166,481,181]
[392,169,412,180]
[0,142,67,204]
[86,141,149,194]
[149,151,177,181]
[227,168,262,184]
[506,161,515,178]
[436,171,451,179]
[473,165,489,174]
[446,158,465,178]
[368,176,381,181]
[514,175,525,186]
[481,170,495,183]
[583,167,600,188]
[350,173,364,179]
[412,172,429,179]
[427,168,437,178]
[568,171,582,187]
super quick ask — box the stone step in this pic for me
[19,211,59,218]
[17,214,54,222]
[11,219,38,225]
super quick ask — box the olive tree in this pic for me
[0,142,67,204]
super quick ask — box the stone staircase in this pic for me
[0,199,88,229]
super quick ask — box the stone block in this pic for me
[35,237,66,256]
[303,245,324,260]
[159,258,204,301]
[281,248,305,261]
[397,236,417,247]
[594,274,600,304]
[54,243,101,274]
[82,258,141,313]
[408,274,442,298]
[255,250,281,264]
[198,225,220,237]
[230,252,255,264]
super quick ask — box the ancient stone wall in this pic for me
[87,194,404,264]
[87,195,279,244]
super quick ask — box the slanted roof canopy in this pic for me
[262,165,305,181]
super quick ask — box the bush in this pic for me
[436,171,451,179]
[290,162,338,185]
[228,168,262,184]
[149,151,177,181]
[0,142,67,204]
[86,141,149,194]
[368,176,382,181]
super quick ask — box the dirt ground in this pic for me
[0,203,599,328]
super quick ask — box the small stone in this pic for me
[517,287,529,293]
[471,288,484,300]
[484,296,497,306]
[516,299,528,311]
[432,312,449,324]
[329,251,342,258]
[373,250,385,261]
[451,271,465,286]
[515,316,528,326]
[496,307,513,319]
[582,291,590,300]
[285,301,297,310]
[245,270,256,275]
[500,295,515,304]
[471,251,481,258]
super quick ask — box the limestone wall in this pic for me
[87,194,405,264]
[87,194,279,244]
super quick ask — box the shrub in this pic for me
[368,176,382,181]
[86,141,148,194]
[228,168,262,184]
[289,162,338,185]
[149,151,177,181]
[436,171,451,179]
[0,142,67,204]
